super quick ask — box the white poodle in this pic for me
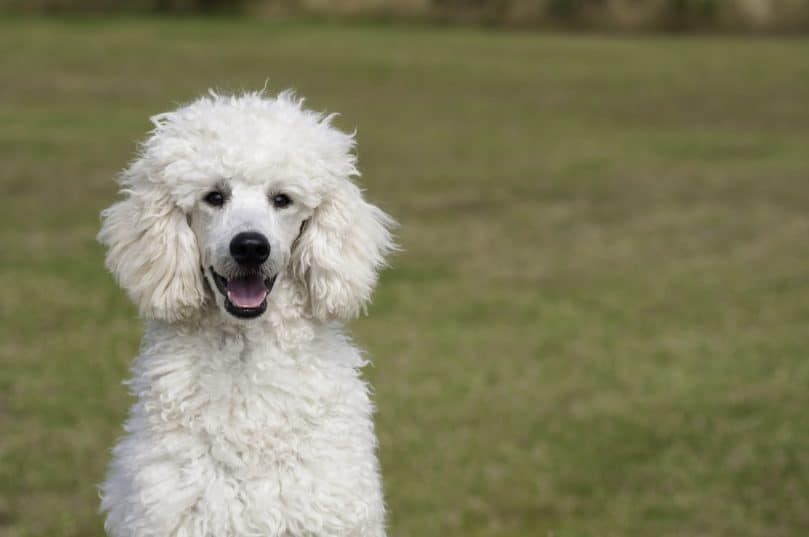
[97,91,395,537]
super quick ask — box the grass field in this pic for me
[1,17,809,537]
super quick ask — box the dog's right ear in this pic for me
[98,164,206,323]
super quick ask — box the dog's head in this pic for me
[98,91,394,323]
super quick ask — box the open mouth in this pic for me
[210,267,277,319]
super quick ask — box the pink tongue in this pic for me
[227,276,268,308]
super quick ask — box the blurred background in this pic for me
[1,2,808,536]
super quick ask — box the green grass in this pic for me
[1,16,809,537]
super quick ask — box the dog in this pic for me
[97,91,395,537]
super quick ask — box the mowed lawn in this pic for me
[1,16,809,537]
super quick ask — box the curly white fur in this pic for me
[97,91,395,537]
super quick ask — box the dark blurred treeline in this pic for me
[3,0,808,31]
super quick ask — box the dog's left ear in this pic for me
[292,178,395,321]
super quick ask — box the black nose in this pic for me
[230,232,270,266]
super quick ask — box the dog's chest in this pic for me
[128,331,382,536]
[149,333,362,461]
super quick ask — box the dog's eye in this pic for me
[271,193,292,209]
[204,191,225,207]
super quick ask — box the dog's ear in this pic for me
[292,178,395,321]
[98,166,206,323]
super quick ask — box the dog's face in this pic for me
[190,178,313,320]
[98,91,394,324]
